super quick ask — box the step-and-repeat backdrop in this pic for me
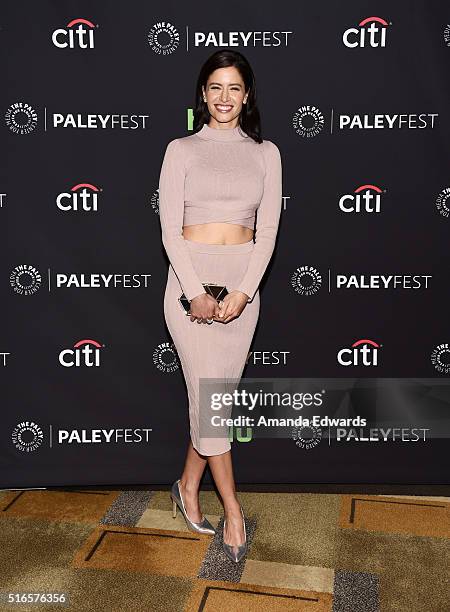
[3,2,449,488]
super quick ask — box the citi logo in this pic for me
[337,339,381,366]
[59,339,104,367]
[339,184,385,213]
[52,18,96,49]
[343,17,390,48]
[56,183,101,212]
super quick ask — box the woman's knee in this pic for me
[192,436,231,456]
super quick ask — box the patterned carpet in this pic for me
[0,488,448,611]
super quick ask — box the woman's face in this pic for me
[202,66,248,127]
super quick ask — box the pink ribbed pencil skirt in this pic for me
[163,237,260,456]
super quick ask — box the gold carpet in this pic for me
[0,488,448,611]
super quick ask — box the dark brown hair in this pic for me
[193,49,263,144]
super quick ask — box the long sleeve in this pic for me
[158,138,207,301]
[235,140,282,302]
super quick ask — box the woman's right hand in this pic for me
[189,293,220,323]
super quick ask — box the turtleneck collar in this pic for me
[196,122,248,142]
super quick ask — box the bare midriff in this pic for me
[182,222,254,245]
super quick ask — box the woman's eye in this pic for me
[209,86,241,90]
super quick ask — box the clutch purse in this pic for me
[178,283,229,315]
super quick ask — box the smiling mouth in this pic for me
[215,104,233,112]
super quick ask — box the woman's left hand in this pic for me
[214,290,250,323]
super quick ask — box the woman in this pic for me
[158,49,282,563]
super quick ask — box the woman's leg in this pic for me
[178,444,244,544]
[179,441,208,522]
[208,451,245,546]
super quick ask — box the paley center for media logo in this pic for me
[11,421,153,453]
[430,343,450,375]
[9,264,151,293]
[290,414,430,451]
[291,266,433,296]
[11,421,44,452]
[146,21,293,54]
[292,105,438,138]
[153,341,180,373]
[436,186,450,218]
[10,264,42,295]
[5,101,149,134]
[4,102,38,135]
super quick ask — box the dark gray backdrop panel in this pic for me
[2,1,449,487]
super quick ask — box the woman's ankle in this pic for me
[179,477,200,494]
[223,497,241,515]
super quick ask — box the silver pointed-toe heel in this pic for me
[170,479,216,535]
[222,504,247,563]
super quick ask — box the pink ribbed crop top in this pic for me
[183,123,262,229]
[158,122,282,302]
